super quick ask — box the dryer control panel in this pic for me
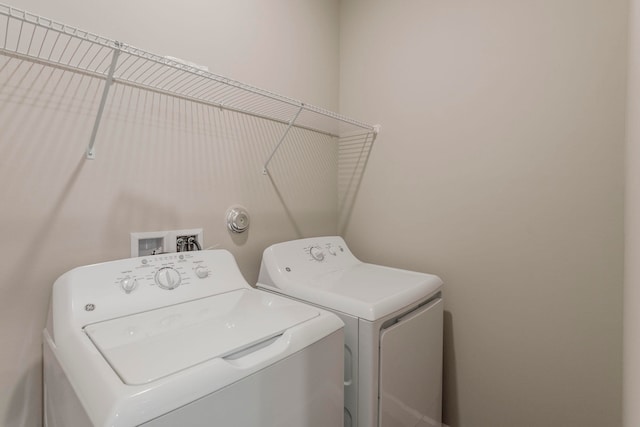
[306,240,348,263]
[258,236,361,286]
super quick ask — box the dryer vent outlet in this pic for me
[176,235,201,252]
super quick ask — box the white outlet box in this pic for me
[130,228,204,257]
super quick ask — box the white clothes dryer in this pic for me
[257,236,443,427]
[43,250,344,427]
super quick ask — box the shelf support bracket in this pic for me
[262,104,304,175]
[86,42,122,159]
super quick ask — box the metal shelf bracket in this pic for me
[262,104,305,175]
[86,42,122,159]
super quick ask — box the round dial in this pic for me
[194,265,209,279]
[326,244,337,256]
[120,277,138,293]
[309,246,325,262]
[155,267,182,290]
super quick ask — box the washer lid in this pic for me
[84,289,319,385]
[265,264,442,321]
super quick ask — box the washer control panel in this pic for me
[113,252,212,294]
[54,249,251,327]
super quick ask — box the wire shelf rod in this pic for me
[190,79,230,100]
[116,46,328,123]
[3,17,8,49]
[145,64,178,88]
[0,1,379,160]
[182,76,218,98]
[0,45,370,139]
[0,47,105,80]
[180,76,212,99]
[44,29,61,61]
[339,132,377,141]
[88,45,112,71]
[0,5,118,51]
[113,53,144,77]
[93,48,113,72]
[35,28,49,57]
[169,70,207,94]
[25,21,37,54]
[111,76,339,137]
[118,43,375,132]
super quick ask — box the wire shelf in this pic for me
[0,2,378,160]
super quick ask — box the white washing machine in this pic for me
[257,236,444,427]
[43,249,344,427]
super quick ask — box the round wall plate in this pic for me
[226,206,250,233]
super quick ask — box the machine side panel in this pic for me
[379,298,443,426]
[335,312,359,427]
[43,333,92,427]
[255,288,359,427]
[358,316,381,427]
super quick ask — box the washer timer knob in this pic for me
[120,277,138,294]
[195,266,209,279]
[309,246,325,262]
[155,267,182,290]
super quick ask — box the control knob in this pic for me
[309,246,325,262]
[155,267,182,290]
[195,266,209,279]
[120,277,138,294]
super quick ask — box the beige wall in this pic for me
[0,1,340,426]
[625,0,640,425]
[0,1,629,426]
[340,1,626,426]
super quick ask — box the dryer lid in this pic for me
[84,289,319,385]
[261,263,442,321]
